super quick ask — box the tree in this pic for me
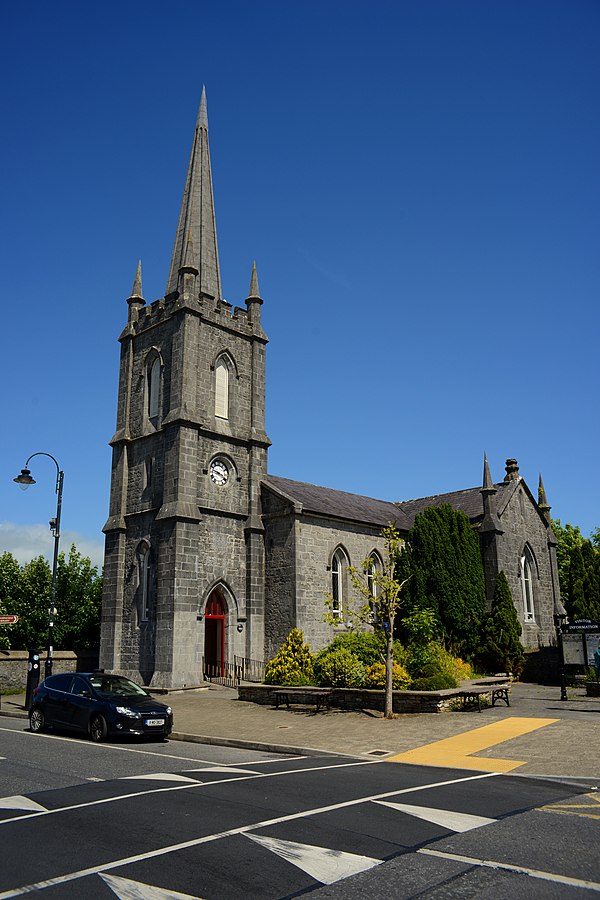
[325,525,408,718]
[477,571,525,676]
[54,546,103,649]
[1,546,102,652]
[11,556,52,651]
[398,505,486,657]
[553,517,600,621]
[0,552,21,651]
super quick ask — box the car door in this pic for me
[65,675,98,732]
[42,673,73,727]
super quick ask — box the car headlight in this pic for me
[166,707,172,715]
[115,706,142,718]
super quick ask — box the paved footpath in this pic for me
[2,682,599,780]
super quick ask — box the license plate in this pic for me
[145,718,165,727]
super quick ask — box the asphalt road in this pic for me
[1,715,599,899]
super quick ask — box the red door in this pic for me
[204,594,226,676]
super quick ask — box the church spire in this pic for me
[166,87,222,301]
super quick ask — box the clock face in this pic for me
[210,459,229,486]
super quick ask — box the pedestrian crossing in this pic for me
[0,758,592,899]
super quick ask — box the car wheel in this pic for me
[29,707,46,733]
[89,714,107,743]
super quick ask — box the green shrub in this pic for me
[405,640,473,682]
[411,672,458,691]
[315,646,366,687]
[365,662,411,689]
[429,644,474,681]
[405,643,438,677]
[264,628,315,685]
[477,571,525,676]
[317,632,407,667]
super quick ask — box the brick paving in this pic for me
[2,682,599,779]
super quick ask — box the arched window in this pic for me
[215,357,229,419]
[366,553,382,600]
[520,548,535,623]
[140,547,152,622]
[331,548,348,620]
[148,357,161,420]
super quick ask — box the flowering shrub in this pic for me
[365,662,411,690]
[264,628,315,686]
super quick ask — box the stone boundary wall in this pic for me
[238,683,460,713]
[0,650,100,692]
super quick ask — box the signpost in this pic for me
[0,615,19,625]
[554,616,600,701]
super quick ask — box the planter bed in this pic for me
[240,683,491,713]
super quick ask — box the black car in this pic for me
[29,672,173,742]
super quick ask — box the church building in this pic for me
[100,92,562,688]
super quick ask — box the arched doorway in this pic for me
[204,591,227,677]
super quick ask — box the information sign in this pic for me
[562,633,586,665]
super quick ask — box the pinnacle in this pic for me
[247,260,262,300]
[482,453,495,491]
[538,473,550,508]
[129,260,143,300]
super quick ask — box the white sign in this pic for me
[562,633,586,665]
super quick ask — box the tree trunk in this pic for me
[384,624,394,718]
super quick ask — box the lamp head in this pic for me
[14,468,36,490]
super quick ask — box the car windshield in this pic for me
[88,675,148,698]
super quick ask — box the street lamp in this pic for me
[14,453,64,678]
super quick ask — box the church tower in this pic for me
[100,90,270,688]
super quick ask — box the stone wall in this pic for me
[496,482,557,647]
[0,649,99,692]
[239,683,458,713]
[291,514,385,652]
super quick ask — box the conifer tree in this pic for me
[264,628,315,686]
[398,505,486,656]
[478,571,524,676]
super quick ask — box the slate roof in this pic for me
[263,475,411,530]
[264,475,513,531]
[395,483,510,528]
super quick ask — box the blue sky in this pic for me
[1,0,598,570]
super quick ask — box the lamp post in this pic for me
[14,453,64,678]
[553,612,568,701]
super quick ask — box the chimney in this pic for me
[504,458,520,482]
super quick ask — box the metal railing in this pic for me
[234,655,265,683]
[202,656,265,687]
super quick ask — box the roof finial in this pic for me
[504,458,520,482]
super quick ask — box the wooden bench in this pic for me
[460,684,511,712]
[273,689,332,712]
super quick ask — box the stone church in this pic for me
[100,92,562,688]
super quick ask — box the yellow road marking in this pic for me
[385,717,558,772]
[541,793,600,821]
